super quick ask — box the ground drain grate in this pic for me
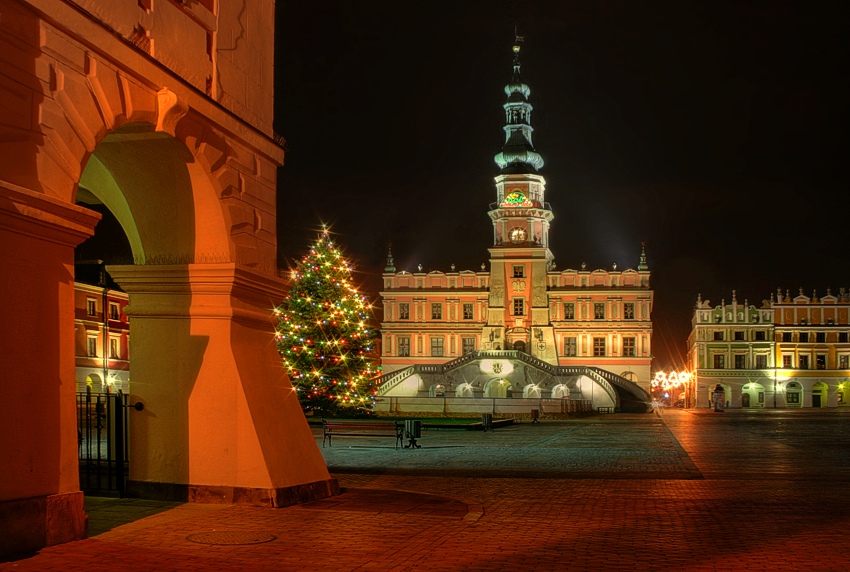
[186,531,277,545]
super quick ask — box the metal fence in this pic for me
[375,396,594,417]
[77,389,129,496]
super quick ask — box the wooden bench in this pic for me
[596,406,614,414]
[322,419,404,449]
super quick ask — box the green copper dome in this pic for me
[494,43,544,174]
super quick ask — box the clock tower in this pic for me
[485,39,558,363]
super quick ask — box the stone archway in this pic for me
[0,2,334,557]
[484,378,512,398]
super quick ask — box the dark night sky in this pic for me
[273,1,849,370]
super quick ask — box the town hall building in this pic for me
[375,40,653,415]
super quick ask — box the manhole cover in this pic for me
[186,531,277,545]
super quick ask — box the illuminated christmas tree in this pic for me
[275,229,378,416]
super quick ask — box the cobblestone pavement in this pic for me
[4,409,850,571]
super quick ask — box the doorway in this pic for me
[742,393,750,408]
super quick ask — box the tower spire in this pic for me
[494,32,544,174]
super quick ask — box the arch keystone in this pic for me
[156,88,189,136]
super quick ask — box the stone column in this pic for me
[108,263,337,506]
[0,181,98,556]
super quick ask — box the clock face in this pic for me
[508,227,527,244]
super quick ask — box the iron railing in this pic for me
[77,389,129,496]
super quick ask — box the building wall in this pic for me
[689,290,850,408]
[74,282,130,392]
[380,264,654,389]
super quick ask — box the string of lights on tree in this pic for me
[274,228,378,415]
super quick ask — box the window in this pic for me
[398,337,410,357]
[799,332,809,343]
[840,332,849,343]
[713,331,723,341]
[87,336,98,357]
[713,355,725,369]
[755,355,767,369]
[592,337,606,357]
[734,331,744,341]
[86,298,96,316]
[513,298,525,316]
[399,303,410,320]
[564,337,577,357]
[462,337,475,354]
[109,302,120,321]
[564,303,575,320]
[109,337,119,359]
[799,355,809,369]
[623,303,635,320]
[758,392,765,404]
[734,354,746,369]
[816,332,826,343]
[787,392,800,404]
[462,303,474,320]
[623,337,636,357]
[430,337,444,357]
[755,331,766,341]
[816,355,826,370]
[840,355,849,369]
[782,355,793,368]
[594,303,605,320]
[431,303,442,320]
[512,265,525,278]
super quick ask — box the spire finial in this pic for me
[637,242,648,271]
[384,244,396,273]
[494,31,544,174]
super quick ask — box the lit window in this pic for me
[564,303,575,320]
[787,392,800,404]
[840,355,849,369]
[593,337,605,357]
[87,336,98,357]
[398,337,410,357]
[512,265,525,278]
[109,337,119,359]
[623,337,636,357]
[87,299,96,317]
[816,355,826,370]
[463,303,474,320]
[623,303,635,320]
[782,355,793,368]
[430,337,444,357]
[799,355,809,369]
[513,298,525,316]
[594,303,605,320]
[431,303,442,320]
[399,303,410,320]
[564,337,577,357]
[462,337,475,354]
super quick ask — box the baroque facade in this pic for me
[376,40,653,414]
[689,289,850,408]
[74,280,130,393]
